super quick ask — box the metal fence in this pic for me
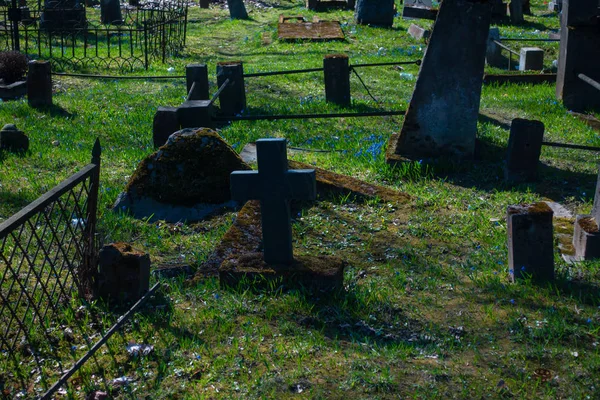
[0,0,187,70]
[0,141,107,397]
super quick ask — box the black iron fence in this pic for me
[0,0,187,70]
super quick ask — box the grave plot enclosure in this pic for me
[0,0,187,70]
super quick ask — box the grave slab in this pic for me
[387,0,491,162]
[277,16,345,41]
[507,202,555,282]
[0,80,26,100]
[0,124,29,152]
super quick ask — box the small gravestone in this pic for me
[217,61,246,116]
[507,203,555,282]
[402,0,434,20]
[0,124,29,152]
[387,0,491,161]
[227,0,248,19]
[572,168,600,260]
[221,139,346,290]
[407,23,430,40]
[152,106,179,148]
[519,47,544,71]
[355,0,395,27]
[323,54,350,107]
[114,128,251,222]
[505,119,544,182]
[98,242,150,304]
[556,0,600,112]
[100,0,123,24]
[27,60,52,108]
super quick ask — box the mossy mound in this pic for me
[114,128,250,222]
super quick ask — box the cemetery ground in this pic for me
[1,0,600,398]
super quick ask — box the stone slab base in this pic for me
[219,252,346,292]
[0,81,27,100]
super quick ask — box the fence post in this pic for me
[82,138,101,299]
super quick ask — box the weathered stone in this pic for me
[114,128,251,222]
[0,124,29,152]
[0,80,27,100]
[402,6,437,20]
[519,47,544,71]
[572,215,600,260]
[323,54,350,107]
[355,0,395,26]
[486,27,503,67]
[176,100,213,129]
[507,203,554,282]
[152,106,179,148]
[407,23,430,40]
[217,61,246,116]
[186,64,209,101]
[509,0,523,24]
[230,139,316,265]
[505,118,544,182]
[98,242,150,304]
[226,0,248,19]
[100,0,123,24]
[592,168,600,222]
[27,61,52,108]
[556,0,600,112]
[387,0,491,162]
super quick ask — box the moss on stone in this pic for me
[125,128,250,206]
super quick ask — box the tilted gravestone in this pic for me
[230,139,316,265]
[556,0,600,113]
[386,0,491,162]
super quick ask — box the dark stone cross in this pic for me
[230,139,316,265]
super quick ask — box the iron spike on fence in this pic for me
[91,137,102,165]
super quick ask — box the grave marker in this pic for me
[355,0,395,26]
[387,0,491,161]
[27,60,52,108]
[504,118,544,182]
[230,139,316,265]
[572,168,600,260]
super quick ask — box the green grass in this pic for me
[2,0,600,398]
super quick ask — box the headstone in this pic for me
[177,100,213,129]
[199,0,209,8]
[0,124,29,152]
[402,0,434,20]
[519,47,544,71]
[402,6,438,20]
[98,242,150,304]
[407,23,430,40]
[152,106,179,148]
[504,119,544,182]
[386,0,491,162]
[507,203,555,282]
[100,0,123,24]
[323,54,351,107]
[217,61,246,116]
[186,64,209,101]
[114,128,251,222]
[572,168,600,260]
[556,0,600,112]
[509,0,524,24]
[486,27,503,67]
[226,0,248,19]
[405,0,432,7]
[40,0,86,31]
[27,60,52,108]
[355,0,395,27]
[230,138,316,265]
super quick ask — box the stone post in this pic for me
[153,106,179,148]
[98,242,150,305]
[507,203,554,282]
[519,47,544,71]
[505,119,544,182]
[509,0,524,24]
[323,54,351,107]
[217,61,246,116]
[27,60,52,108]
[186,64,209,100]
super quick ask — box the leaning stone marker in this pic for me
[114,128,251,222]
[386,0,491,162]
[230,139,316,265]
[227,0,248,19]
[507,203,554,282]
[0,124,29,152]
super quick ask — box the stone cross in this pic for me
[230,139,316,265]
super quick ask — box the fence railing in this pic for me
[0,139,105,396]
[0,0,187,70]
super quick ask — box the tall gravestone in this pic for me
[556,0,600,113]
[386,0,491,162]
